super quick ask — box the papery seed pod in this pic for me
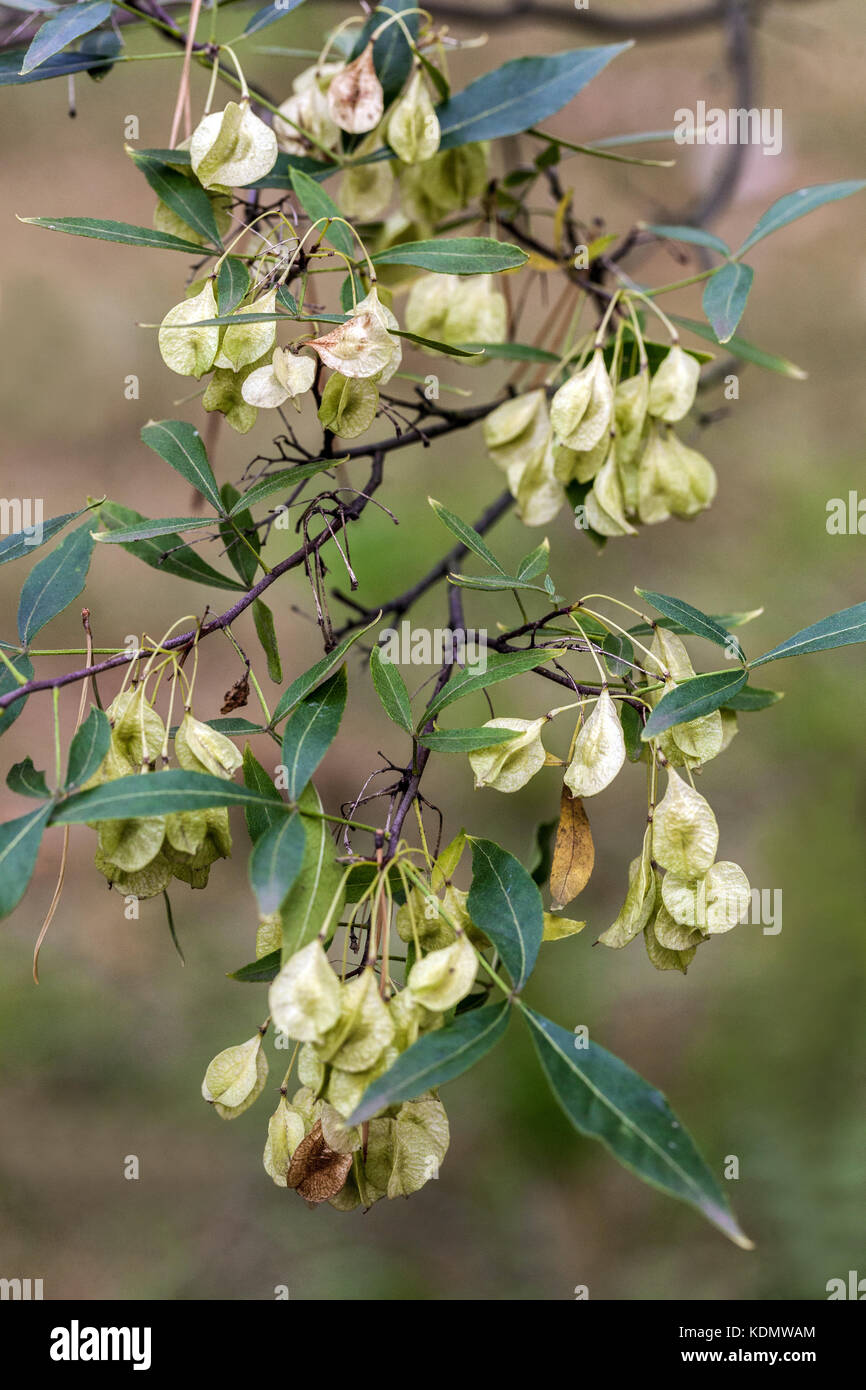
[309,312,399,380]
[215,287,278,372]
[202,365,259,435]
[597,825,656,948]
[564,689,626,797]
[550,349,613,452]
[370,212,434,288]
[468,716,547,792]
[318,372,379,437]
[405,272,506,353]
[328,1165,363,1211]
[296,1042,325,1091]
[638,426,717,525]
[165,809,208,858]
[387,65,440,165]
[202,1033,268,1119]
[327,44,384,134]
[356,1117,395,1207]
[647,344,700,423]
[190,99,278,189]
[158,280,220,379]
[268,939,343,1043]
[643,911,697,973]
[339,154,394,221]
[483,390,550,473]
[354,285,402,383]
[515,440,567,526]
[315,967,395,1072]
[652,767,718,878]
[661,860,750,935]
[422,143,489,214]
[110,686,166,767]
[585,447,637,536]
[256,912,282,959]
[320,1101,363,1155]
[327,1056,388,1120]
[242,348,316,410]
[388,987,424,1050]
[263,1096,307,1186]
[94,846,174,899]
[289,1084,323,1131]
[286,1118,353,1202]
[164,806,231,878]
[614,368,650,471]
[386,1097,449,1197]
[407,933,477,1012]
[274,79,341,156]
[652,901,706,952]
[549,785,594,909]
[395,887,457,952]
[174,713,243,779]
[647,628,724,766]
[553,434,608,486]
[97,814,166,874]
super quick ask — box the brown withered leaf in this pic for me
[286,1120,353,1203]
[549,786,595,909]
[220,673,250,715]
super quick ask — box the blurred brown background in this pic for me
[0,0,864,1300]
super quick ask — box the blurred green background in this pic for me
[1,0,864,1300]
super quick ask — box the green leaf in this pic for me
[95,500,243,591]
[619,700,644,761]
[0,654,34,737]
[737,179,866,257]
[127,150,222,248]
[248,812,306,916]
[206,717,267,736]
[370,646,412,733]
[750,601,866,667]
[244,0,307,38]
[141,419,224,514]
[0,803,52,920]
[52,769,289,824]
[253,599,282,683]
[460,341,559,364]
[0,48,115,86]
[217,256,251,315]
[522,1007,753,1248]
[391,329,482,359]
[17,522,94,647]
[436,44,630,151]
[281,782,345,959]
[19,215,211,255]
[280,665,347,800]
[228,948,281,982]
[467,837,543,990]
[65,706,111,788]
[642,669,748,740]
[347,1002,511,1125]
[242,745,284,844]
[350,0,418,104]
[7,756,50,799]
[92,516,216,544]
[635,587,745,662]
[642,223,730,256]
[669,314,806,380]
[723,685,784,712]
[448,572,551,596]
[0,502,95,566]
[428,496,507,574]
[20,0,112,75]
[370,237,527,274]
[228,459,342,513]
[289,167,355,259]
[271,617,378,725]
[702,261,753,344]
[628,606,764,638]
[417,726,523,754]
[219,482,259,588]
[516,541,550,582]
[421,648,563,727]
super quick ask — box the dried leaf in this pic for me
[549,785,594,908]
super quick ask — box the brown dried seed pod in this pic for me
[286,1119,353,1202]
[549,785,595,909]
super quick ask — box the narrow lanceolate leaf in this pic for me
[20,0,112,75]
[242,746,285,845]
[280,666,347,800]
[271,617,378,725]
[370,646,412,733]
[1,49,116,87]
[635,588,745,662]
[17,522,94,647]
[51,770,289,824]
[516,540,550,582]
[522,1008,753,1248]
[6,756,50,799]
[702,261,753,344]
[417,726,523,754]
[737,179,866,257]
[217,257,251,316]
[229,458,342,514]
[289,168,355,259]
[281,783,345,960]
[92,516,216,544]
[428,497,507,575]
[723,685,784,712]
[642,223,731,256]
[467,838,544,991]
[244,0,307,38]
[0,654,34,736]
[435,44,630,151]
[127,150,223,248]
[750,601,866,667]
[249,812,306,916]
[253,599,282,684]
[96,500,243,591]
[141,419,224,514]
[549,786,594,909]
[0,803,52,919]
[19,216,211,255]
[642,669,748,739]
[669,314,807,380]
[0,502,95,566]
[220,483,259,588]
[448,572,551,595]
[421,648,563,727]
[228,948,281,982]
[65,706,111,788]
[206,717,267,736]
[347,1002,511,1125]
[370,237,527,274]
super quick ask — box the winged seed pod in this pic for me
[661,860,751,935]
[286,1119,353,1202]
[202,1033,268,1119]
[553,434,608,486]
[158,280,220,378]
[396,886,456,951]
[638,426,717,525]
[268,939,342,1044]
[110,686,166,768]
[647,344,700,423]
[597,825,656,949]
[564,690,626,798]
[585,447,637,537]
[386,1097,450,1197]
[263,1096,307,1185]
[242,348,316,410]
[550,349,613,452]
[309,312,399,380]
[387,65,441,164]
[339,152,394,221]
[614,368,650,472]
[653,902,705,952]
[320,1101,363,1155]
[405,272,506,353]
[644,911,697,973]
[515,440,567,526]
[190,99,278,189]
[354,285,402,383]
[483,390,550,472]
[543,912,586,940]
[97,814,165,873]
[202,366,259,434]
[327,44,384,134]
[175,712,242,778]
[468,716,547,792]
[407,933,477,1011]
[652,767,719,878]
[214,287,277,372]
[648,627,724,766]
[318,372,379,437]
[314,967,395,1072]
[94,846,174,899]
[274,76,341,156]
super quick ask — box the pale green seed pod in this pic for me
[585,447,637,536]
[320,1101,363,1155]
[550,349,613,452]
[386,1097,450,1197]
[652,902,705,952]
[387,66,440,164]
[396,887,457,952]
[614,368,650,471]
[661,860,750,935]
[647,344,700,423]
[407,933,477,1012]
[468,716,547,792]
[398,144,489,222]
[327,44,384,134]
[354,285,403,383]
[309,312,399,380]
[202,1033,268,1119]
[515,439,567,526]
[263,1096,307,1185]
[242,348,316,410]
[483,390,550,473]
[274,79,341,156]
[158,280,220,378]
[652,767,719,878]
[268,939,343,1044]
[202,366,259,435]
[357,1117,395,1206]
[256,912,281,959]
[597,825,656,948]
[215,287,278,372]
[190,99,278,189]
[318,372,379,437]
[315,967,395,1072]
[165,809,208,858]
[553,434,608,485]
[644,911,697,973]
[564,690,626,798]
[370,212,434,288]
[110,686,166,767]
[94,846,174,899]
[648,628,724,765]
[339,155,394,221]
[296,1042,325,1091]
[289,1084,323,1131]
[638,426,717,524]
[405,272,506,353]
[97,814,166,873]
[174,713,242,779]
